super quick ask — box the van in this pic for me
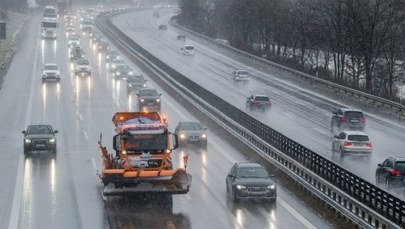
[181,45,195,55]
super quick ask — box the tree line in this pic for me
[178,0,405,102]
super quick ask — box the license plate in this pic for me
[147,103,154,105]
[354,143,364,147]
[36,144,45,147]
[350,120,359,123]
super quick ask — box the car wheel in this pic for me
[23,147,29,154]
[231,189,239,202]
[42,78,46,83]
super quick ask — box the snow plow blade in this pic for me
[102,170,192,196]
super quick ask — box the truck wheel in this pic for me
[24,148,28,154]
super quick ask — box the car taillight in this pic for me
[390,169,401,176]
[251,100,257,104]
[343,141,352,147]
[340,117,349,122]
[267,101,272,106]
[359,117,366,123]
[366,143,372,148]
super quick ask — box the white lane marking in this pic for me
[278,198,317,229]
[209,138,237,164]
[79,114,83,121]
[9,32,40,229]
[91,158,97,171]
[83,131,88,140]
[313,127,328,136]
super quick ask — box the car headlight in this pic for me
[143,84,146,87]
[236,185,246,190]
[24,139,31,143]
[267,184,276,190]
[140,99,145,102]
[201,133,207,138]
[156,99,160,102]
[116,72,121,75]
[129,71,133,75]
[180,134,186,139]
[49,138,56,143]
[128,84,132,87]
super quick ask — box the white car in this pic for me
[74,59,91,76]
[68,35,80,47]
[332,131,372,154]
[42,63,61,82]
[181,45,195,55]
[232,69,249,81]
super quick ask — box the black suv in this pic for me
[22,124,58,154]
[375,157,405,190]
[331,108,365,131]
[137,88,162,112]
[246,94,271,111]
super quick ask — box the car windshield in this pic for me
[124,134,167,152]
[255,96,269,102]
[27,125,52,135]
[107,51,119,56]
[77,59,89,65]
[237,70,248,75]
[180,122,202,131]
[236,167,269,178]
[44,65,58,70]
[129,75,144,81]
[141,90,158,96]
[345,111,364,118]
[348,135,369,141]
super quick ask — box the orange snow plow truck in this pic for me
[98,112,192,196]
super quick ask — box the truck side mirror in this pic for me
[170,133,178,150]
[113,134,119,151]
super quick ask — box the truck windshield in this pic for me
[124,134,166,153]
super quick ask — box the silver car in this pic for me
[332,131,372,154]
[174,121,207,148]
[42,63,60,82]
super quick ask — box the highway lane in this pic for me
[0,9,336,229]
[111,8,405,192]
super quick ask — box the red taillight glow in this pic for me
[340,117,349,122]
[390,169,401,176]
[251,100,257,104]
[359,117,366,123]
[343,141,352,147]
[366,143,372,148]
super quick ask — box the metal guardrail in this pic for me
[170,18,405,116]
[96,11,405,229]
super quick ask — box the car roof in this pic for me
[235,162,264,168]
[340,107,363,113]
[340,131,368,135]
[251,94,269,98]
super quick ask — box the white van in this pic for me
[181,45,195,55]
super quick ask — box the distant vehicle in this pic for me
[332,131,372,154]
[158,24,167,30]
[153,10,159,18]
[109,59,126,72]
[81,19,94,32]
[67,34,80,47]
[22,124,58,154]
[245,94,271,111]
[232,69,249,81]
[112,64,133,79]
[126,74,147,92]
[97,41,110,52]
[376,157,405,190]
[65,26,75,36]
[105,50,119,62]
[42,29,57,40]
[69,46,85,61]
[74,58,91,76]
[174,121,208,148]
[137,88,161,112]
[42,63,61,82]
[43,6,57,22]
[177,35,186,41]
[181,45,195,55]
[226,162,277,202]
[331,108,366,131]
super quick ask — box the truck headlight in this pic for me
[140,99,145,102]
[156,99,160,102]
[25,139,31,143]
[202,134,207,138]
[236,185,246,190]
[49,138,56,143]
[180,134,186,139]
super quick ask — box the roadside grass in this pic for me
[0,11,25,63]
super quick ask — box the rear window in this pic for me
[255,96,269,102]
[345,111,364,118]
[395,162,405,173]
[348,135,369,141]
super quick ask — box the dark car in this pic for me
[158,24,167,30]
[245,94,271,111]
[126,74,147,92]
[331,108,366,131]
[105,50,120,63]
[174,121,208,148]
[137,88,161,112]
[226,162,276,202]
[22,124,58,154]
[97,41,110,52]
[375,157,405,190]
[112,64,133,79]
